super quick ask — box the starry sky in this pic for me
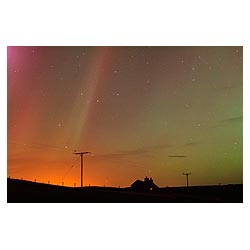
[7,46,243,187]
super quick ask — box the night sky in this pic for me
[7,46,243,187]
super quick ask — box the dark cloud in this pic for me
[210,116,243,128]
[221,116,243,123]
[95,143,173,159]
[168,155,188,158]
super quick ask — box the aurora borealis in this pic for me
[7,46,243,187]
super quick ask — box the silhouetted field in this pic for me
[7,178,243,203]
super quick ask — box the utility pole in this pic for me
[73,151,91,187]
[183,172,191,188]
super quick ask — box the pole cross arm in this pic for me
[73,151,91,155]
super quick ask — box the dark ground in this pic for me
[7,178,243,203]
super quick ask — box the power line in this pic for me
[57,157,79,185]
[8,139,71,150]
[8,139,73,152]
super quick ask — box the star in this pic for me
[7,46,243,188]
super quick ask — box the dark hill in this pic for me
[7,178,243,203]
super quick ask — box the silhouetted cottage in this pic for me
[131,176,159,192]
